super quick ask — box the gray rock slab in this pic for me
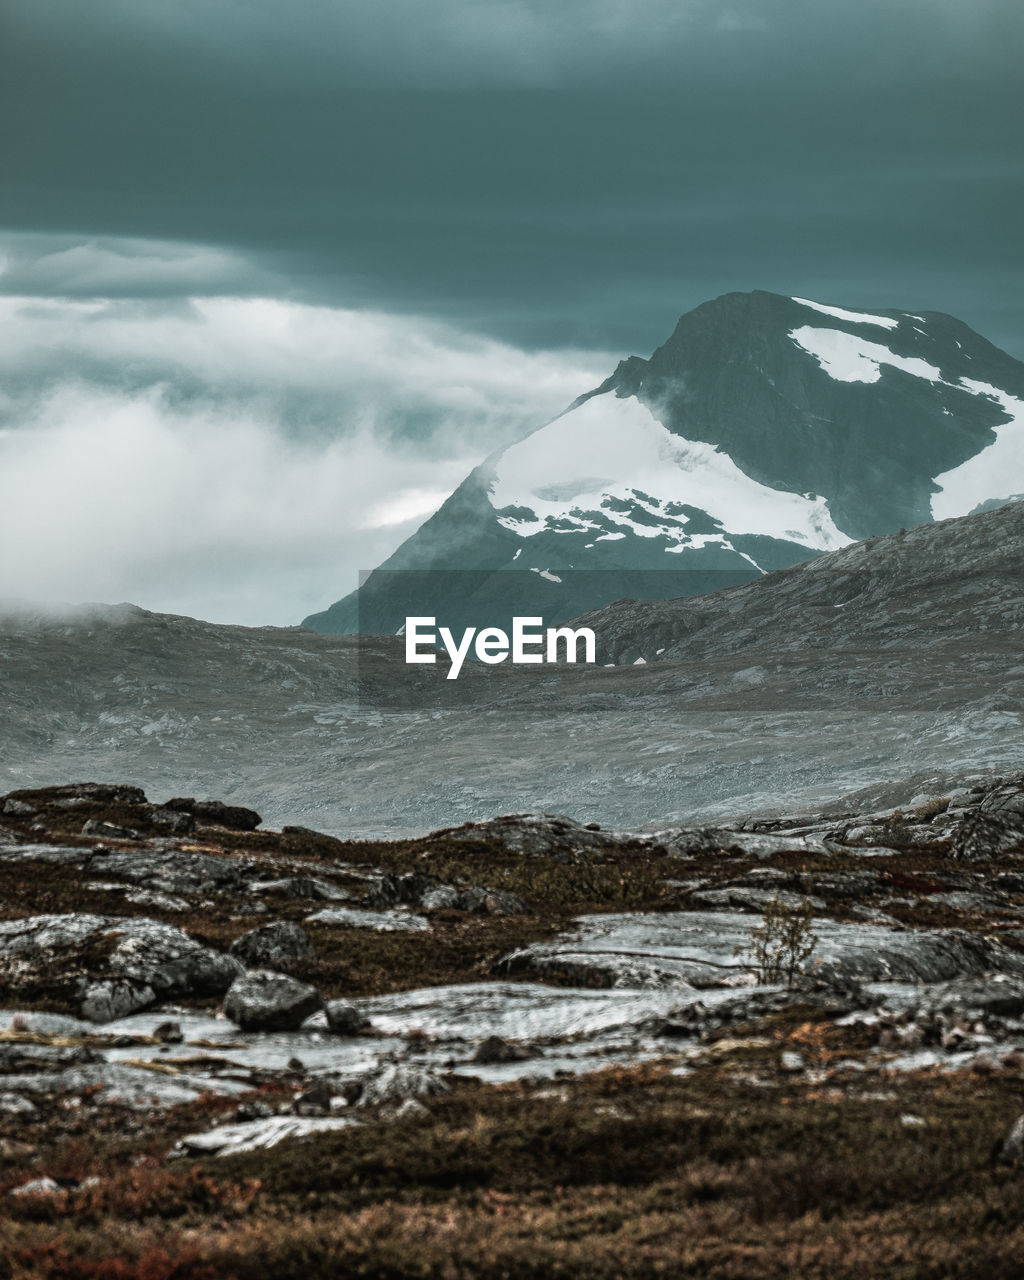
[498,911,1024,990]
[173,1114,359,1158]
[304,907,430,932]
[360,982,686,1043]
[250,877,352,901]
[689,887,827,913]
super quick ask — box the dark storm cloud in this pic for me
[2,0,1022,354]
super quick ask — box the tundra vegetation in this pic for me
[2,779,1024,1277]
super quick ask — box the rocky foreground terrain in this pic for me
[3,775,1024,1275]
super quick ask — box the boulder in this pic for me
[172,1114,355,1158]
[980,779,1024,818]
[951,808,1024,860]
[222,970,323,1031]
[293,1079,336,1116]
[365,873,527,915]
[426,813,628,860]
[6,783,147,807]
[689,887,827,914]
[1,799,37,818]
[148,805,195,834]
[455,886,528,915]
[0,1093,36,1116]
[995,1115,1024,1166]
[230,921,315,969]
[325,1000,364,1036]
[419,886,461,910]
[499,911,1024,992]
[165,798,261,831]
[472,1035,532,1064]
[0,914,242,1023]
[364,872,437,908]
[355,1064,450,1107]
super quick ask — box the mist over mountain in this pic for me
[306,290,1024,637]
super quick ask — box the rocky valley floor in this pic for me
[2,777,1024,1276]
[3,501,1022,838]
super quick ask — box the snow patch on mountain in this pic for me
[931,381,1024,520]
[487,392,851,552]
[789,326,945,384]
[791,297,899,330]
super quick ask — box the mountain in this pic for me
[304,290,1024,635]
[3,501,1022,834]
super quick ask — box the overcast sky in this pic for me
[1,0,1022,623]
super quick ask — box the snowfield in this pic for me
[488,391,851,553]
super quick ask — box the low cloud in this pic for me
[0,287,611,625]
[0,235,263,299]
[0,284,610,446]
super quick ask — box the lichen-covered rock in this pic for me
[0,914,242,1023]
[364,872,438,908]
[355,1064,450,1107]
[304,906,429,932]
[222,970,323,1031]
[230,921,315,969]
[427,814,627,860]
[365,872,527,915]
[92,847,243,895]
[1,799,37,817]
[251,876,350,901]
[951,808,1024,860]
[148,805,195,834]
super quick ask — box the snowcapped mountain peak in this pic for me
[304,290,1024,636]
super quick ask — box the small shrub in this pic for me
[738,893,818,987]
[912,797,950,823]
[879,810,914,845]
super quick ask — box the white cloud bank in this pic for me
[0,293,612,625]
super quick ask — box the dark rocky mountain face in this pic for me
[2,502,1021,835]
[305,290,1024,636]
[567,492,1024,667]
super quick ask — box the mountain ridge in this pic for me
[306,289,1024,636]
[2,499,1021,835]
